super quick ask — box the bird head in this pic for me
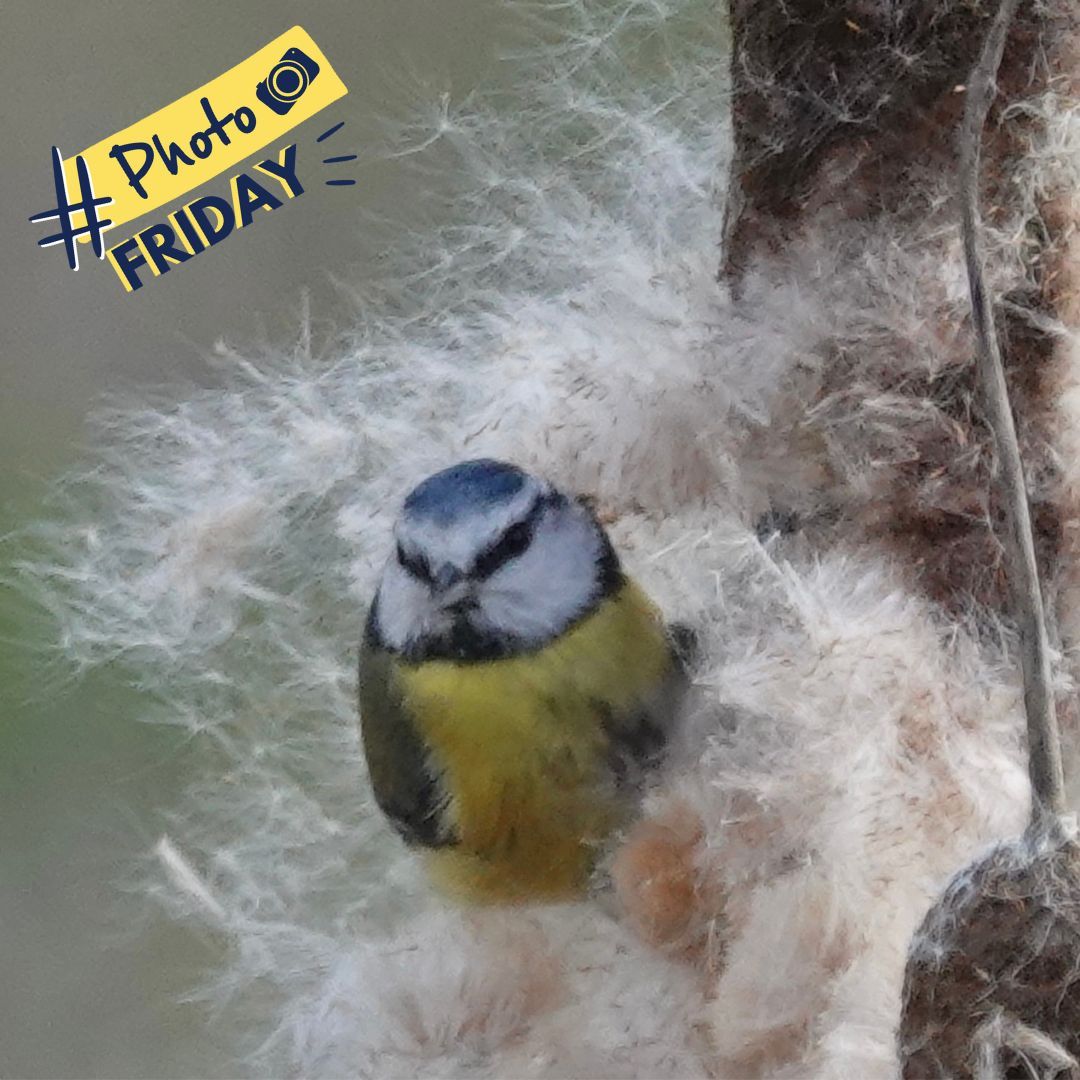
[370,459,621,661]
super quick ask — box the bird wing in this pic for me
[358,636,457,849]
[597,621,695,788]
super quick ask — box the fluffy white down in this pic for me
[16,0,1080,1076]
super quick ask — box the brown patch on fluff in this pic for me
[612,803,722,966]
[725,0,1076,620]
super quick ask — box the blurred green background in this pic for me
[0,4,518,1074]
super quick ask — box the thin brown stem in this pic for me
[960,0,1066,822]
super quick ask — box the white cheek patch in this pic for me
[474,508,603,643]
[374,559,449,650]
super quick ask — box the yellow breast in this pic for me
[395,578,672,903]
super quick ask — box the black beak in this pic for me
[433,564,464,593]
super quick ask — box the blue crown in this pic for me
[403,459,528,525]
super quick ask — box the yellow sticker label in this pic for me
[65,26,346,238]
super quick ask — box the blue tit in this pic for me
[358,459,688,903]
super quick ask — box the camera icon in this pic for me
[255,47,320,115]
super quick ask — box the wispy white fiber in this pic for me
[15,0,1080,1075]
[17,2,733,1073]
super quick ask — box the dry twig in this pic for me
[959,0,1066,823]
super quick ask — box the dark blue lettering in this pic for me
[253,143,303,198]
[137,223,193,274]
[234,174,282,227]
[187,194,233,245]
[152,133,195,177]
[110,237,147,291]
[108,142,154,199]
[171,207,206,254]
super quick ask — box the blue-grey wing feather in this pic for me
[358,609,457,849]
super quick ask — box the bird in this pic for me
[358,458,689,904]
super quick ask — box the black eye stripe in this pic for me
[397,542,432,582]
[472,493,558,580]
[473,523,531,580]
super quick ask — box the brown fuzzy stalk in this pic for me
[896,1,1080,1073]
[723,0,1079,624]
[619,1,1080,1074]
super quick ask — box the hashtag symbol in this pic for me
[29,146,114,271]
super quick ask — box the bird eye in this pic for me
[474,520,533,580]
[397,542,432,582]
[502,521,531,559]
